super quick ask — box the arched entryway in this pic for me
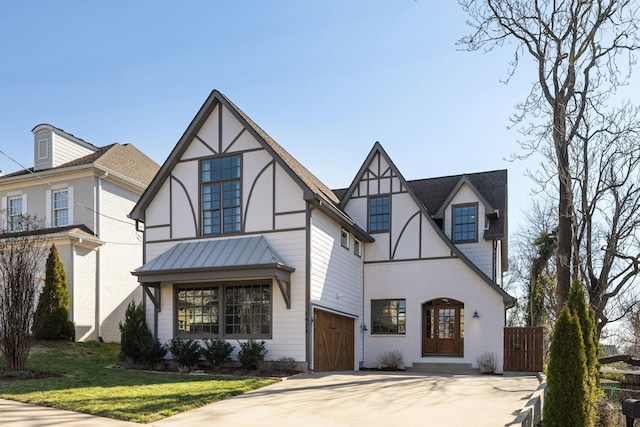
[422,298,464,356]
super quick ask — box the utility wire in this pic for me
[0,149,142,228]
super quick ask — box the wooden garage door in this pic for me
[313,309,354,371]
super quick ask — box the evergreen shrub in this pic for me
[166,337,201,371]
[237,339,267,370]
[119,300,166,367]
[201,338,234,367]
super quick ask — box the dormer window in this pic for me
[452,203,477,243]
[38,139,49,160]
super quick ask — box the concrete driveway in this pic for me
[1,371,540,427]
[152,371,539,427]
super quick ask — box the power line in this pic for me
[0,149,139,227]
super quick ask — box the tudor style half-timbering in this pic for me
[131,90,513,372]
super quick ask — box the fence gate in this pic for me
[504,327,544,372]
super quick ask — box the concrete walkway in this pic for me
[1,372,540,426]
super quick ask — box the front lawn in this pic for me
[0,341,277,423]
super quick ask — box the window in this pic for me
[453,203,477,243]
[53,190,69,226]
[8,197,22,231]
[340,228,349,249]
[354,238,362,257]
[201,155,241,235]
[371,299,406,334]
[176,282,271,338]
[368,196,389,232]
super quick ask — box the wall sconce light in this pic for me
[336,293,344,299]
[360,323,368,332]
[311,315,317,323]
[473,310,480,319]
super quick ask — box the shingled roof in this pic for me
[1,143,159,186]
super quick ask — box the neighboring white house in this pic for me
[0,125,159,341]
[130,90,514,372]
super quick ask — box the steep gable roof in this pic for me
[130,90,341,222]
[339,142,513,304]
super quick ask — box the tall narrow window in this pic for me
[53,190,69,226]
[201,155,241,235]
[368,196,390,232]
[452,203,477,243]
[8,197,22,231]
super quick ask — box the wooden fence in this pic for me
[504,327,544,372]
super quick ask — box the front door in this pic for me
[423,299,464,356]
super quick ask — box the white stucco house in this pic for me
[0,125,159,341]
[130,90,514,372]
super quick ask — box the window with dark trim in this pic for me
[371,299,406,334]
[368,196,390,232]
[8,197,22,231]
[452,203,477,243]
[176,282,271,338]
[354,238,362,257]
[201,155,241,235]
[340,228,349,249]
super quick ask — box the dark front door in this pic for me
[423,299,464,356]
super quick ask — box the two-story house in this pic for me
[130,90,514,372]
[0,125,159,341]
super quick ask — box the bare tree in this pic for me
[0,214,49,372]
[459,0,640,316]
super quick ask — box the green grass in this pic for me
[0,341,277,423]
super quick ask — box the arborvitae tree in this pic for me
[567,280,599,425]
[544,306,589,427]
[119,300,166,366]
[33,245,74,340]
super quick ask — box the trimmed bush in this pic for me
[567,280,599,426]
[201,338,234,367]
[237,339,267,370]
[119,300,166,367]
[166,337,201,371]
[544,306,589,426]
[33,245,75,340]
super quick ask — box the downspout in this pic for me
[95,171,108,341]
[306,200,318,371]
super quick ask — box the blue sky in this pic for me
[1,1,557,233]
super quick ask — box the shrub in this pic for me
[237,339,267,370]
[166,337,201,372]
[477,352,497,374]
[201,338,234,367]
[267,357,299,375]
[378,349,403,370]
[33,245,75,340]
[119,300,166,367]
[544,306,589,427]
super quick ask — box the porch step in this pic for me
[405,362,479,375]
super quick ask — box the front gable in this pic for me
[340,142,513,304]
[132,91,321,242]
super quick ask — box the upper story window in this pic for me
[201,155,241,235]
[8,197,22,231]
[453,203,477,243]
[354,238,362,257]
[53,190,69,227]
[368,196,390,233]
[340,228,349,249]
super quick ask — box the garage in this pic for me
[313,309,355,371]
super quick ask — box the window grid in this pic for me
[368,196,390,232]
[371,299,406,334]
[53,190,69,227]
[202,155,241,235]
[176,282,270,338]
[453,204,476,242]
[8,197,22,231]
